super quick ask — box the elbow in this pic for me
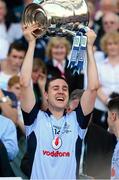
[88,81,100,91]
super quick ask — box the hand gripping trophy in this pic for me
[22,0,89,74]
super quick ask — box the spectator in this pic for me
[0,114,18,163]
[66,89,116,179]
[0,42,26,90]
[95,0,118,21]
[95,12,119,50]
[92,31,119,129]
[17,34,49,62]
[8,75,21,100]
[107,97,119,179]
[67,89,84,113]
[0,0,23,50]
[46,36,84,93]
[32,58,47,110]
[8,75,25,135]
[102,12,119,33]
[87,1,95,29]
[0,88,18,125]
[0,139,15,177]
[0,0,9,59]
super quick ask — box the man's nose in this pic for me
[58,88,64,94]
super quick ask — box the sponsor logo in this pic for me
[111,167,115,177]
[43,150,70,157]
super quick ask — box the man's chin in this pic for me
[55,104,66,111]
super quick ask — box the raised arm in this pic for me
[97,87,109,105]
[81,29,100,115]
[20,25,38,112]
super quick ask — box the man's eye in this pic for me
[53,87,59,90]
[63,88,68,91]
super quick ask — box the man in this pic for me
[20,25,99,179]
[0,114,18,176]
[102,12,119,33]
[66,89,116,179]
[0,42,26,90]
[107,97,119,179]
[95,12,119,50]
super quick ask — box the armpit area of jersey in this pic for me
[75,102,92,129]
[21,102,39,126]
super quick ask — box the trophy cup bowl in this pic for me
[22,0,89,38]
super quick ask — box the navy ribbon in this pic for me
[68,27,88,74]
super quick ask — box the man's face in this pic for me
[101,0,117,13]
[8,49,25,72]
[103,14,119,33]
[32,67,43,84]
[9,83,21,100]
[45,79,69,111]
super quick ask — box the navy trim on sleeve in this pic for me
[75,102,92,129]
[22,103,39,126]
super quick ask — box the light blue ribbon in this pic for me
[68,26,88,74]
[33,0,43,4]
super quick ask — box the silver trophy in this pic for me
[22,0,89,73]
[22,0,89,38]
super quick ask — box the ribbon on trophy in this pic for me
[33,0,43,3]
[68,26,89,75]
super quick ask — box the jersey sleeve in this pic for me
[22,102,39,126]
[74,102,92,139]
[2,120,19,161]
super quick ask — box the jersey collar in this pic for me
[45,109,66,117]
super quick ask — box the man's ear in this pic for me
[44,91,48,100]
[111,112,117,121]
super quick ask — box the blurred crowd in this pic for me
[0,0,119,179]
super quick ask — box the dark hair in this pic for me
[45,76,68,92]
[107,97,119,114]
[109,92,119,99]
[8,42,27,55]
[69,89,84,101]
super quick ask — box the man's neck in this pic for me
[2,60,19,75]
[48,106,65,120]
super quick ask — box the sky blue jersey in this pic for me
[111,140,119,179]
[22,102,91,179]
[0,115,18,160]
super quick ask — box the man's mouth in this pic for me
[56,97,65,102]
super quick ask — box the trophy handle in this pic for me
[22,3,48,38]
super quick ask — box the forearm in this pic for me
[87,45,99,90]
[20,41,36,87]
[37,82,47,110]
[41,92,48,111]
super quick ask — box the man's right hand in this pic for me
[22,24,39,43]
